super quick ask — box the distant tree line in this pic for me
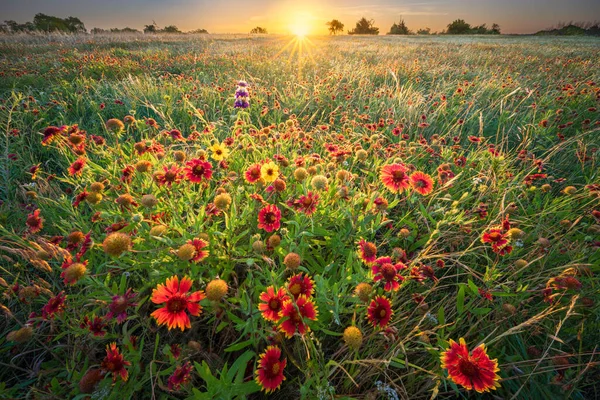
[0,14,208,35]
[1,13,86,33]
[535,21,600,36]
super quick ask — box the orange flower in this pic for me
[440,338,501,393]
[150,276,205,331]
[286,273,314,299]
[255,346,286,393]
[409,171,434,195]
[380,163,410,193]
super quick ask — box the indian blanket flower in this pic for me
[287,192,319,216]
[244,163,262,183]
[184,158,212,183]
[259,286,290,322]
[255,346,286,393]
[68,157,87,177]
[234,80,250,109]
[481,216,513,255]
[367,295,393,328]
[42,291,66,319]
[287,273,315,299]
[409,171,435,195]
[357,239,378,265]
[380,163,410,193]
[153,164,182,187]
[26,209,44,234]
[41,125,65,146]
[106,288,137,323]
[372,257,406,292]
[440,338,501,393]
[188,238,210,262]
[150,276,205,331]
[168,362,192,391]
[260,161,280,183]
[279,295,318,338]
[258,204,281,232]
[101,342,131,382]
[209,142,229,161]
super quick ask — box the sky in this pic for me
[1,0,599,35]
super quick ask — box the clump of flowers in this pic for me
[234,80,250,109]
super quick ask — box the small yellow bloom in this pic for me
[260,161,279,183]
[209,143,229,161]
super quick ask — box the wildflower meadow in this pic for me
[0,33,599,399]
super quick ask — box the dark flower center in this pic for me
[392,170,405,181]
[488,232,502,241]
[269,299,280,310]
[193,165,205,175]
[415,178,426,188]
[381,264,397,280]
[379,308,387,318]
[167,296,187,312]
[458,358,478,377]
[265,212,276,223]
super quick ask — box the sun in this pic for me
[289,22,309,38]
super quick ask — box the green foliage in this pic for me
[388,19,411,35]
[348,17,379,35]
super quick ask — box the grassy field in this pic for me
[0,33,599,399]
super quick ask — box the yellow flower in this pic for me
[209,143,229,161]
[260,161,279,183]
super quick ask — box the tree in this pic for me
[162,25,181,33]
[144,23,158,34]
[348,17,379,35]
[446,19,471,34]
[491,23,501,34]
[326,19,344,35]
[64,16,86,33]
[189,28,209,34]
[388,18,411,35]
[250,26,268,34]
[417,27,431,35]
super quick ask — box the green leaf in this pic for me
[457,285,465,314]
[224,339,253,352]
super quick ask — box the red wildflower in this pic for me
[184,159,213,183]
[168,362,192,390]
[26,209,44,233]
[279,295,318,338]
[41,125,65,146]
[258,204,281,232]
[244,163,262,183]
[440,338,501,393]
[258,286,290,322]
[366,296,393,328]
[68,157,87,177]
[154,165,182,187]
[481,228,511,255]
[380,163,410,193]
[287,191,319,216]
[287,273,315,299]
[409,171,435,195]
[150,276,205,331]
[42,291,66,319]
[255,346,286,393]
[86,315,107,337]
[372,257,406,292]
[357,239,378,265]
[101,343,131,382]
